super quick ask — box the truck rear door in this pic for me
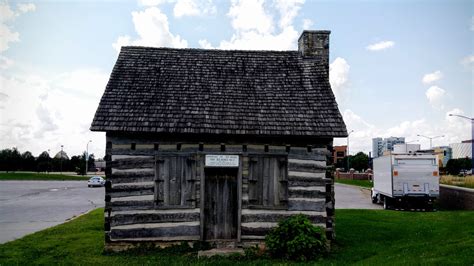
[392,157,439,197]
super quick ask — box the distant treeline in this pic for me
[0,148,95,175]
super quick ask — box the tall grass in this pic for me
[440,175,474,189]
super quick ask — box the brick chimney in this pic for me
[298,30,330,69]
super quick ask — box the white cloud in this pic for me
[112,7,188,52]
[198,39,213,49]
[17,3,35,14]
[0,2,35,53]
[213,0,304,50]
[138,0,168,6]
[0,68,109,158]
[173,0,216,18]
[302,18,313,30]
[0,21,19,52]
[0,3,16,22]
[0,55,13,69]
[425,85,446,109]
[422,70,443,84]
[274,0,305,29]
[329,57,350,101]
[461,55,474,67]
[228,0,274,34]
[366,40,395,51]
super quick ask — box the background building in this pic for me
[433,146,452,167]
[372,138,383,158]
[333,145,347,165]
[450,142,472,159]
[372,137,405,158]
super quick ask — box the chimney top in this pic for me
[298,30,330,70]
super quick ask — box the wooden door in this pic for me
[204,168,238,240]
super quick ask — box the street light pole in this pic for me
[60,145,64,174]
[448,114,474,173]
[47,149,50,174]
[417,134,444,149]
[86,140,92,175]
[347,130,354,171]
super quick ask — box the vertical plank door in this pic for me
[204,168,238,240]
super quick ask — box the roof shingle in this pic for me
[90,46,347,137]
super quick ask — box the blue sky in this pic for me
[0,0,472,158]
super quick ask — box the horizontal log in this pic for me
[111,155,153,160]
[242,213,326,224]
[288,179,326,187]
[288,171,326,179]
[108,158,155,170]
[241,226,272,236]
[108,176,155,184]
[288,199,326,211]
[287,154,327,161]
[240,235,266,240]
[107,200,155,211]
[110,225,200,239]
[110,211,200,227]
[288,188,326,198]
[110,149,162,156]
[109,183,155,198]
[108,236,201,242]
[111,195,154,202]
[108,170,155,184]
[288,163,326,173]
[112,168,154,175]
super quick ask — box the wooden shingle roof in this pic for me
[90,47,347,137]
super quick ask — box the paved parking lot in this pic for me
[335,183,382,209]
[0,181,104,244]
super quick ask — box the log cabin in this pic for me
[91,30,347,251]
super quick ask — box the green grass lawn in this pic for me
[0,172,89,181]
[1,209,472,265]
[335,178,373,188]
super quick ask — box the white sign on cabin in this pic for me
[205,155,239,167]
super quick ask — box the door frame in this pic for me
[199,153,242,242]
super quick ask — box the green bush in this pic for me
[265,214,327,261]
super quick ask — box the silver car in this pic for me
[87,176,105,187]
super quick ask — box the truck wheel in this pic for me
[372,196,378,204]
[383,197,390,210]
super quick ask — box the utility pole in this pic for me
[347,130,354,171]
[86,140,92,175]
[60,145,63,174]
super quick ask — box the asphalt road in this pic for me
[0,181,104,244]
[335,183,382,209]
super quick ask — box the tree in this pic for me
[349,152,369,172]
[0,148,22,172]
[21,151,36,171]
[36,151,51,172]
[87,153,95,172]
[446,158,471,175]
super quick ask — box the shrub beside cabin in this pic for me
[91,30,347,251]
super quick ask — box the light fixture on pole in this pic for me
[347,129,354,171]
[47,149,50,174]
[416,134,444,149]
[448,113,474,174]
[86,140,92,175]
[60,145,64,174]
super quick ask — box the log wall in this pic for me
[104,133,335,248]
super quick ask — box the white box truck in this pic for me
[371,153,439,210]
